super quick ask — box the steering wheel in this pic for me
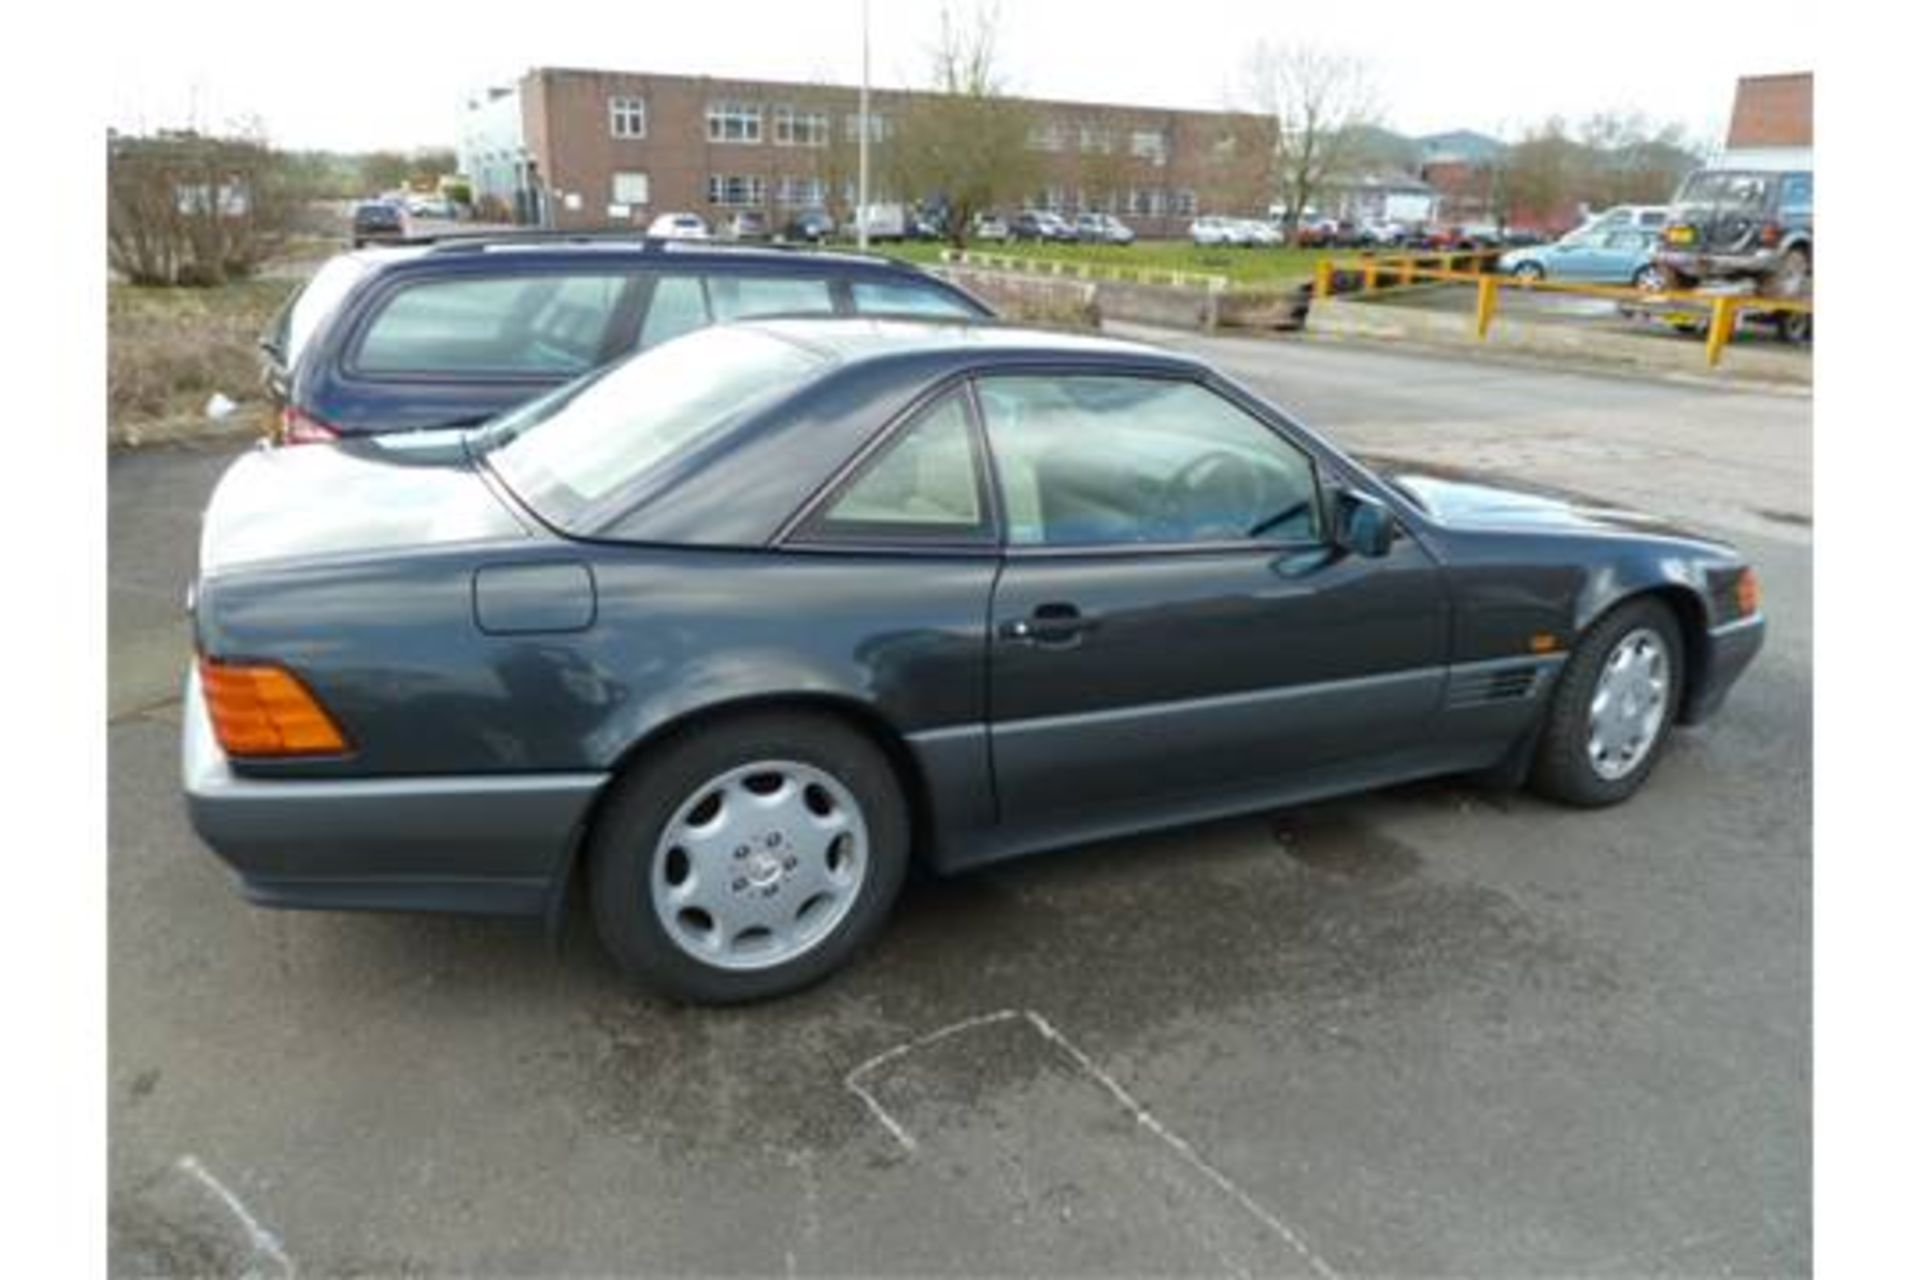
[1156,450,1263,540]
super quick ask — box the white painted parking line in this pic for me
[846,1008,1340,1280]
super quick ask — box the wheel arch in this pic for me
[544,692,938,937]
[1574,581,1711,724]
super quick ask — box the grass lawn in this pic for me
[109,277,299,436]
[877,239,1330,288]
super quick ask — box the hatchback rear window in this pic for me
[352,273,630,376]
[266,255,369,370]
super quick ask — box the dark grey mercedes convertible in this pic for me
[183,318,1764,1002]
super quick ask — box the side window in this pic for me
[801,393,990,543]
[353,274,628,376]
[638,275,711,349]
[706,275,835,322]
[1780,173,1813,212]
[977,375,1321,548]
[849,280,977,318]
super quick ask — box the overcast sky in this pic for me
[108,0,1808,154]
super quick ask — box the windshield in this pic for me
[482,326,832,528]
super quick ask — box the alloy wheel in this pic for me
[649,760,870,970]
[1586,627,1671,781]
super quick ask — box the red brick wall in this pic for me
[1727,73,1812,149]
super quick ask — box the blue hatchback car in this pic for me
[259,234,994,443]
[1498,228,1663,288]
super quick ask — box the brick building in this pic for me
[1721,72,1812,170]
[460,67,1285,237]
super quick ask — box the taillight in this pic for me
[198,658,350,757]
[1735,568,1762,618]
[281,407,341,445]
[1758,221,1782,247]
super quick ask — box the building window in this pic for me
[609,97,647,139]
[612,171,650,205]
[1026,123,1067,152]
[776,176,826,207]
[1172,188,1197,216]
[1126,187,1167,217]
[1034,186,1068,212]
[706,101,763,144]
[1078,125,1114,154]
[707,174,766,207]
[843,113,889,143]
[773,107,830,148]
[1130,130,1168,166]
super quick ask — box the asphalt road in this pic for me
[109,334,1810,1277]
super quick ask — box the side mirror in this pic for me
[1333,488,1396,558]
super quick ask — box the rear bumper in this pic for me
[1655,246,1786,279]
[1680,613,1766,725]
[179,668,606,916]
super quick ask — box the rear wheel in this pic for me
[587,711,910,1004]
[1529,598,1685,807]
[1632,265,1664,291]
[1512,261,1545,282]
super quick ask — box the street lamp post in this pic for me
[857,0,870,250]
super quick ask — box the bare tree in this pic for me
[1238,43,1382,241]
[108,129,303,286]
[888,2,1038,248]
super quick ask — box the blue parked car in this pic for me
[259,234,994,443]
[1499,229,1663,288]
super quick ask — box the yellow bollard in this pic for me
[1475,276,1498,340]
[1363,261,1379,292]
[1399,257,1414,287]
[1706,296,1737,367]
[1314,260,1334,299]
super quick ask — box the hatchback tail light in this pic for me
[281,406,342,445]
[199,657,350,757]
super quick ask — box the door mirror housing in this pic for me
[1333,488,1396,558]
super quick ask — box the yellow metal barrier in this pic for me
[1319,251,1811,368]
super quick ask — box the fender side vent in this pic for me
[1448,664,1543,708]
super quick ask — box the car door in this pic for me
[1550,234,1604,278]
[975,369,1450,826]
[1591,231,1652,282]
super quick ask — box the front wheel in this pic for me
[587,711,910,1003]
[1512,262,1545,282]
[1529,598,1685,807]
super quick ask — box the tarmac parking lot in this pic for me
[108,333,1810,1276]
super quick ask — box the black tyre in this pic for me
[587,710,910,1004]
[1632,265,1664,291]
[1513,262,1545,281]
[1529,598,1685,807]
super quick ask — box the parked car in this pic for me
[350,200,410,248]
[646,212,710,240]
[185,317,1765,1003]
[854,204,908,242]
[256,236,995,443]
[1074,212,1136,244]
[1580,205,1669,235]
[1237,219,1282,247]
[1655,168,1812,340]
[726,210,771,241]
[1358,220,1408,248]
[971,213,1010,243]
[1501,229,1664,287]
[907,210,947,241]
[404,195,457,220]
[782,208,835,243]
[1189,215,1244,247]
[1010,211,1077,243]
